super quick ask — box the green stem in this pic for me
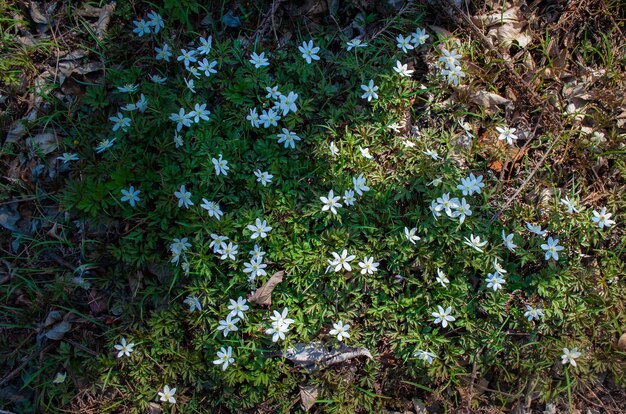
[564,365,573,411]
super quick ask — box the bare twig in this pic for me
[491,134,562,222]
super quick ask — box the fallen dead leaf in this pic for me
[281,342,373,373]
[248,271,284,306]
[456,85,512,114]
[94,2,116,40]
[617,333,626,352]
[26,131,59,155]
[300,384,319,411]
[88,289,108,315]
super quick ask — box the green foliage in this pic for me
[4,2,625,414]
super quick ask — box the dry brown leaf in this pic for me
[94,2,116,40]
[300,384,319,411]
[248,271,284,306]
[457,86,511,114]
[617,333,626,352]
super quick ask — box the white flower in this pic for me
[170,238,191,255]
[197,36,213,55]
[150,74,167,84]
[329,141,339,157]
[423,149,441,160]
[329,321,350,341]
[393,60,414,77]
[502,231,517,252]
[278,91,299,115]
[561,347,581,366]
[169,108,192,131]
[158,385,176,404]
[197,58,218,77]
[441,65,465,86]
[249,244,266,260]
[338,189,355,206]
[114,337,135,358]
[298,40,320,64]
[439,48,462,70]
[52,372,67,384]
[560,196,580,214]
[146,10,164,32]
[200,199,223,220]
[457,173,485,196]
[259,108,281,128]
[485,272,506,291]
[404,227,421,244]
[453,198,472,224]
[228,297,249,319]
[436,268,449,287]
[524,305,544,321]
[217,314,240,337]
[428,177,443,187]
[436,193,460,217]
[396,34,415,53]
[592,207,616,229]
[132,19,151,36]
[270,308,295,327]
[411,27,429,45]
[254,170,273,186]
[358,256,379,274]
[360,80,379,101]
[526,223,546,236]
[464,234,488,252]
[249,51,270,68]
[213,346,234,371]
[209,234,228,253]
[430,200,443,219]
[243,258,267,280]
[247,108,260,128]
[358,146,373,159]
[183,295,202,312]
[120,186,141,207]
[187,65,200,79]
[266,321,290,342]
[184,77,196,93]
[155,44,172,61]
[134,94,148,112]
[217,242,238,261]
[352,174,370,196]
[328,250,356,272]
[493,259,507,275]
[265,86,281,99]
[321,190,342,214]
[496,126,518,145]
[58,153,79,163]
[190,103,210,123]
[432,305,455,328]
[346,38,367,51]
[266,308,295,342]
[174,185,194,209]
[414,350,436,364]
[177,48,197,67]
[247,218,272,239]
[212,154,229,176]
[277,128,301,149]
[541,237,564,261]
[109,113,130,132]
[116,84,138,93]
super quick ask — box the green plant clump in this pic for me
[49,6,626,414]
